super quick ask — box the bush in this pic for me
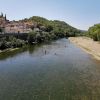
[27,31,37,44]
[0,36,26,50]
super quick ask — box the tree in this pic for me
[46,25,53,32]
[27,31,37,44]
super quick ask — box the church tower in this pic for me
[1,12,3,17]
[5,14,6,20]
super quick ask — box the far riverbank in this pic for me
[69,37,100,60]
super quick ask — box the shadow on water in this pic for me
[0,42,50,60]
[0,47,27,60]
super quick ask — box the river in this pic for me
[0,38,100,100]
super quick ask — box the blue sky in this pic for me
[0,0,100,30]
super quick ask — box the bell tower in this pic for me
[1,12,3,17]
[5,14,6,20]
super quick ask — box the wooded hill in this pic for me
[21,16,82,36]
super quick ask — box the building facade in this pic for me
[0,13,32,33]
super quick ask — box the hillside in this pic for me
[21,16,82,36]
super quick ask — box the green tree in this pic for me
[88,24,100,41]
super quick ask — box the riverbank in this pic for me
[0,48,20,53]
[69,37,100,60]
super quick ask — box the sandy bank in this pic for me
[0,48,19,53]
[69,37,100,60]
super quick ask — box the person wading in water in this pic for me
[45,50,46,55]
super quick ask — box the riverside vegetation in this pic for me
[86,23,100,41]
[0,16,82,50]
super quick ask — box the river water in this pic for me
[0,38,100,100]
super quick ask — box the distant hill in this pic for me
[21,16,82,36]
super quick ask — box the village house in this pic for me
[0,13,33,33]
[5,21,32,33]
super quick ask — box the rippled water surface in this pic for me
[0,39,100,100]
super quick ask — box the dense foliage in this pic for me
[87,24,100,41]
[0,36,26,50]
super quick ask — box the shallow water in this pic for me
[0,38,100,100]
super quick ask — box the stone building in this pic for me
[5,21,32,33]
[0,13,32,33]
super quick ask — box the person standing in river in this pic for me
[45,50,46,55]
